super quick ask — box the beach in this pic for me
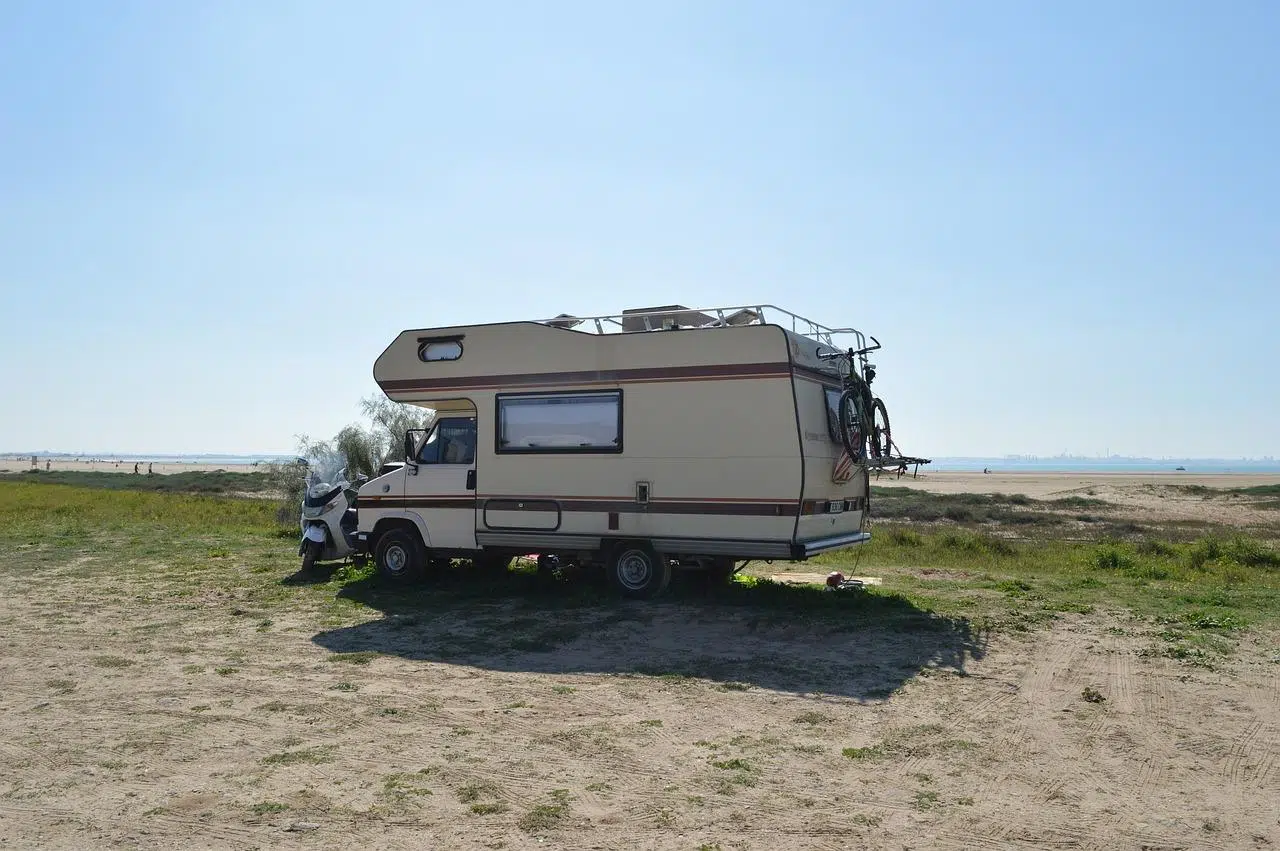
[0,457,262,475]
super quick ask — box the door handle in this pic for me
[466,469,476,490]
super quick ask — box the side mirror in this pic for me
[403,431,419,475]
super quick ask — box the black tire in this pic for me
[705,557,738,583]
[473,554,512,575]
[871,397,892,460]
[608,543,671,599]
[374,528,424,582]
[536,554,562,581]
[301,540,322,572]
[838,387,868,463]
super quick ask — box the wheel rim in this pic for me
[616,549,653,590]
[384,544,407,574]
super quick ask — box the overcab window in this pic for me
[497,391,623,453]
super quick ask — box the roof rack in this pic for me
[537,304,867,350]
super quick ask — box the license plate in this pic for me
[827,500,845,513]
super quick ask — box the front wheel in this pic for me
[375,529,425,582]
[301,539,322,572]
[608,543,672,599]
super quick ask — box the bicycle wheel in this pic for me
[871,397,892,459]
[837,379,869,463]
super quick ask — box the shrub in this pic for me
[887,529,924,548]
[1137,539,1176,558]
[1092,545,1134,572]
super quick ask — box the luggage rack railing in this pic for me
[536,304,866,350]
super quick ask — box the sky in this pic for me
[1,0,1277,458]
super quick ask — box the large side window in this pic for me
[497,391,622,454]
[417,418,477,464]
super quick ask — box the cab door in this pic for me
[405,417,478,551]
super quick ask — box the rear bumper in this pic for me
[790,531,872,559]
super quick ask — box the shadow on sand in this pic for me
[309,565,987,701]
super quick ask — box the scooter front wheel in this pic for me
[301,539,322,572]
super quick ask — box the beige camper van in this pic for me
[353,305,875,598]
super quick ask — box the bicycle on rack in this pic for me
[819,337,893,466]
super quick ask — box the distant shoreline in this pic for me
[5,453,1277,475]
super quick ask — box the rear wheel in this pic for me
[871,397,892,459]
[375,529,424,582]
[704,557,738,583]
[473,554,513,576]
[608,543,671,599]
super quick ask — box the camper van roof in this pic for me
[536,304,866,349]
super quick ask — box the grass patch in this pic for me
[380,771,434,805]
[517,791,570,832]
[262,746,335,766]
[327,651,379,665]
[0,469,280,495]
[90,655,134,669]
[913,790,940,810]
[1232,484,1280,497]
[249,802,289,815]
[456,782,499,804]
[469,802,507,815]
[869,487,1107,527]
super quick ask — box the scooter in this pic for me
[298,464,367,571]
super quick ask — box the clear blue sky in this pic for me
[2,1,1277,458]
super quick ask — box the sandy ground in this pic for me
[874,471,1280,531]
[1,562,1276,849]
[0,459,262,475]
[874,470,1280,499]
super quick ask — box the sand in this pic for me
[873,469,1280,499]
[2,580,1276,849]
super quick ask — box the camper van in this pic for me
[353,305,876,598]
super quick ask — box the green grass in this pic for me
[804,524,1280,637]
[469,802,507,815]
[0,481,278,540]
[261,746,336,766]
[250,802,289,815]
[3,482,1278,685]
[516,790,572,832]
[868,487,1109,526]
[456,782,499,804]
[0,469,278,495]
[1232,484,1280,497]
